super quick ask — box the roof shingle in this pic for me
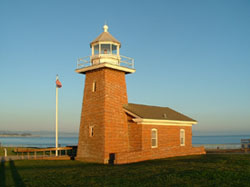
[123,103,196,122]
[91,32,120,46]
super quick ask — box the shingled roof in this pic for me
[123,103,196,122]
[90,31,121,46]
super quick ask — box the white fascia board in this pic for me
[132,118,197,126]
[75,63,136,74]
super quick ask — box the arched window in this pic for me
[180,129,185,146]
[151,128,158,148]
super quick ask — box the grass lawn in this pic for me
[0,147,17,156]
[1,154,250,187]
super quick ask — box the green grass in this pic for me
[1,154,250,186]
[0,147,17,156]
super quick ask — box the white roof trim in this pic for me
[133,118,195,126]
[124,109,197,126]
[75,63,135,74]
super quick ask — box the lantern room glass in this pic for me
[94,45,99,55]
[101,44,111,54]
[112,44,117,54]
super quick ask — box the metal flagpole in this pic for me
[55,75,59,156]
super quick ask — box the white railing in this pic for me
[77,56,92,69]
[120,55,134,69]
[76,55,135,69]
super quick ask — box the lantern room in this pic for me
[76,24,135,74]
[90,24,121,65]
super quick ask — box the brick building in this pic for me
[75,25,205,164]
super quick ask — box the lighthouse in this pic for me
[76,25,205,164]
[76,25,135,163]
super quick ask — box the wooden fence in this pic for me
[13,147,76,160]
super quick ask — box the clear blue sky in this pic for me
[0,0,249,135]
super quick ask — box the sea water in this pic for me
[193,135,250,144]
[0,136,78,147]
[0,135,249,148]
[193,135,250,149]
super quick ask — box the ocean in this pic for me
[193,135,250,149]
[0,135,249,149]
[0,136,78,148]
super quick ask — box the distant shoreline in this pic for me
[0,135,40,137]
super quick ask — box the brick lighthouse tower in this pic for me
[75,25,135,163]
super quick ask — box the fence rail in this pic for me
[0,146,77,161]
[193,143,241,149]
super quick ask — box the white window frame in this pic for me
[151,128,158,148]
[92,81,96,92]
[180,129,185,146]
[89,126,94,137]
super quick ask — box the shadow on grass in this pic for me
[9,159,26,187]
[0,157,5,187]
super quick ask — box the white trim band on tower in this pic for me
[75,62,136,74]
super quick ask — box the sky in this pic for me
[0,0,249,135]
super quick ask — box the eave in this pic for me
[75,63,136,74]
[124,109,197,126]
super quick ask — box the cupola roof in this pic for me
[90,24,121,47]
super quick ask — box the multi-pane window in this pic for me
[151,129,158,148]
[180,129,185,146]
[93,44,117,55]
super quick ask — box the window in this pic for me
[89,126,94,137]
[101,44,111,54]
[94,45,99,55]
[151,128,158,148]
[92,81,96,92]
[112,44,117,54]
[180,129,185,146]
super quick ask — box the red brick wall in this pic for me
[127,115,142,152]
[77,68,106,163]
[103,68,129,163]
[116,118,205,164]
[77,68,129,163]
[141,125,192,150]
[115,146,206,164]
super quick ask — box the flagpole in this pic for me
[55,75,59,156]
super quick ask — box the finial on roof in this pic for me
[103,24,108,32]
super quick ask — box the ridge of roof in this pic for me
[123,103,196,122]
[91,31,120,45]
